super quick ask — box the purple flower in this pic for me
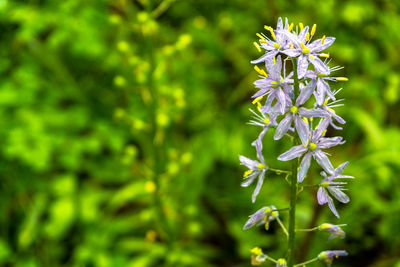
[250,247,268,266]
[239,153,268,203]
[318,97,346,130]
[318,250,348,267]
[317,161,354,217]
[243,206,278,230]
[278,119,344,182]
[253,55,293,114]
[318,223,346,240]
[273,80,328,140]
[280,27,335,79]
[251,17,290,64]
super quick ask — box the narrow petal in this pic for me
[276,88,286,114]
[317,78,335,101]
[281,49,301,57]
[241,172,258,187]
[296,79,316,106]
[298,152,312,182]
[309,56,329,75]
[328,187,350,203]
[239,155,259,169]
[297,55,309,79]
[274,114,293,140]
[317,187,328,204]
[318,137,345,149]
[309,37,335,53]
[278,145,307,161]
[327,195,340,218]
[294,116,310,146]
[313,149,335,174]
[251,50,278,64]
[243,207,266,229]
[252,171,266,203]
[298,26,309,41]
[299,107,329,118]
[314,119,330,138]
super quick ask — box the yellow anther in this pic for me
[250,247,263,256]
[280,76,284,83]
[288,23,294,31]
[319,53,330,58]
[252,95,264,105]
[306,32,310,41]
[253,42,261,52]
[322,129,327,136]
[336,77,349,82]
[270,80,280,88]
[300,42,310,54]
[303,117,308,124]
[257,102,262,112]
[271,211,278,217]
[145,181,156,193]
[309,142,317,150]
[290,106,298,113]
[299,22,304,31]
[264,207,272,213]
[326,258,333,263]
[278,259,287,265]
[274,42,280,49]
[257,163,265,169]
[323,99,329,105]
[320,181,330,188]
[309,117,314,122]
[243,170,253,177]
[309,55,315,59]
[317,73,326,77]
[264,25,276,39]
[264,221,270,230]
[254,65,268,77]
[256,33,265,41]
[263,118,270,124]
[273,56,276,64]
[327,107,336,114]
[311,24,317,36]
[321,35,326,44]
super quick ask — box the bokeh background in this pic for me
[0,0,399,266]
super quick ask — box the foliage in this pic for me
[0,0,399,266]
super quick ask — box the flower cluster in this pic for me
[239,18,353,266]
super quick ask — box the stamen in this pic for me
[306,32,310,41]
[264,25,276,40]
[273,56,276,64]
[256,33,265,41]
[252,95,264,104]
[336,77,349,81]
[311,24,317,36]
[243,170,253,177]
[290,106,298,113]
[253,42,261,52]
[274,42,280,49]
[288,23,294,31]
[322,129,327,136]
[319,53,330,58]
[254,65,268,77]
[257,163,265,169]
[299,22,304,31]
[263,118,270,124]
[309,142,317,150]
[321,35,326,44]
[300,42,310,54]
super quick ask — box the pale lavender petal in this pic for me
[318,137,345,149]
[276,88,286,114]
[298,26,309,42]
[294,116,310,146]
[252,170,266,203]
[251,50,279,64]
[276,17,283,30]
[317,187,328,205]
[298,152,312,182]
[243,207,266,229]
[297,55,309,79]
[327,195,340,218]
[274,113,293,140]
[278,145,307,161]
[309,37,335,53]
[317,78,335,100]
[241,172,258,187]
[328,187,350,203]
[281,49,301,57]
[314,119,330,138]
[298,107,329,118]
[239,155,259,169]
[313,150,335,174]
[296,79,316,106]
[271,55,282,79]
[309,56,329,75]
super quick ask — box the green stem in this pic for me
[294,257,319,267]
[287,58,300,267]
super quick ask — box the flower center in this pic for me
[270,81,280,88]
[320,181,330,188]
[257,163,265,169]
[263,118,270,124]
[290,106,298,114]
[300,42,310,54]
[317,73,326,77]
[309,142,317,150]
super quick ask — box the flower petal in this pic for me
[297,55,309,79]
[318,137,345,149]
[252,170,266,203]
[294,116,310,146]
[278,145,307,161]
[309,56,329,75]
[296,79,316,106]
[298,152,312,182]
[251,50,279,64]
[327,195,340,218]
[328,187,350,203]
[313,149,335,174]
[309,37,335,53]
[274,113,293,140]
[243,207,266,229]
[317,187,328,205]
[299,107,329,118]
[239,155,259,169]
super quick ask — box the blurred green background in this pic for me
[0,0,399,266]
